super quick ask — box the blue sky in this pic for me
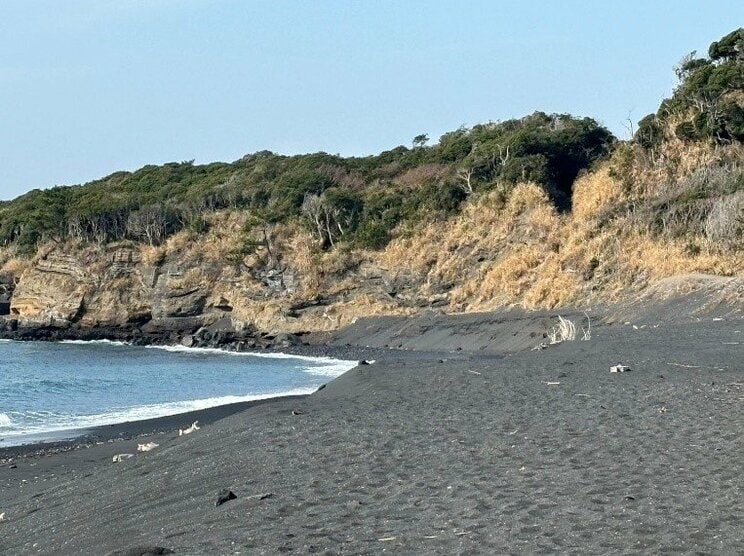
[0,1,742,199]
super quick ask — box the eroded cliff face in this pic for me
[3,235,412,341]
[8,243,224,334]
[3,169,743,342]
[9,251,88,326]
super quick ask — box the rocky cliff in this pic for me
[1,167,741,348]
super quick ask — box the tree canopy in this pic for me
[0,113,615,253]
[636,27,744,148]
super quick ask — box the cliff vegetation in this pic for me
[0,29,741,337]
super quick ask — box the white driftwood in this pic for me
[179,421,200,436]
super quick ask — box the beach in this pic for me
[1,315,742,554]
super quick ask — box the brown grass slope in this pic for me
[2,138,742,334]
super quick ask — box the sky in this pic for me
[0,1,742,200]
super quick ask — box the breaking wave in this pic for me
[0,413,11,428]
[144,344,355,377]
[0,388,317,443]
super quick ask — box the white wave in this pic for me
[59,339,129,347]
[0,388,318,442]
[145,343,253,355]
[144,344,356,377]
[301,364,354,377]
[0,413,12,428]
[30,338,356,378]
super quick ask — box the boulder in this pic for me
[215,489,237,506]
[273,332,303,348]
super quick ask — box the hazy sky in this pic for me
[1,1,742,199]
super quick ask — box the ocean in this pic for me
[0,339,355,447]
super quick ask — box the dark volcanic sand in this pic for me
[0,318,742,554]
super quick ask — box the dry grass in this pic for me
[705,190,744,244]
[547,316,577,344]
[616,236,740,281]
[7,136,743,334]
[0,256,31,277]
[298,294,414,331]
[572,165,627,221]
[376,156,742,315]
[141,244,167,266]
[168,268,205,290]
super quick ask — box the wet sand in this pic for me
[1,317,742,554]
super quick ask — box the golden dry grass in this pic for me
[8,138,743,334]
[571,165,627,221]
[376,165,742,314]
[0,256,31,277]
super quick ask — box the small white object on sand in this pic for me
[112,453,135,463]
[179,421,200,436]
[137,442,159,452]
[0,511,5,522]
[610,364,631,373]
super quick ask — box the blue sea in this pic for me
[0,340,355,447]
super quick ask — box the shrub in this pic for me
[641,28,744,148]
[353,220,391,249]
[0,114,614,253]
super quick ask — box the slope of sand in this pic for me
[1,316,742,554]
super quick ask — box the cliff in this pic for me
[1,29,743,341]
[1,165,741,346]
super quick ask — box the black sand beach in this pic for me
[1,314,742,554]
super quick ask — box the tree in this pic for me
[301,188,363,248]
[708,28,744,62]
[640,28,744,148]
[126,205,174,246]
[412,134,429,148]
[301,193,328,247]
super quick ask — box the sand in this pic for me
[1,316,742,554]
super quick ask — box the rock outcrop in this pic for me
[9,250,90,327]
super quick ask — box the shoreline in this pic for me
[0,394,310,461]
[2,315,742,553]
[0,339,446,459]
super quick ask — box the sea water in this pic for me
[0,340,355,447]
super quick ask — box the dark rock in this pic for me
[141,317,202,337]
[215,489,237,506]
[190,318,259,349]
[273,332,302,348]
[106,547,174,556]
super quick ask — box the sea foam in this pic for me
[0,339,356,447]
[0,388,318,442]
[59,339,129,347]
[143,344,355,377]
[57,339,354,378]
[0,413,12,428]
